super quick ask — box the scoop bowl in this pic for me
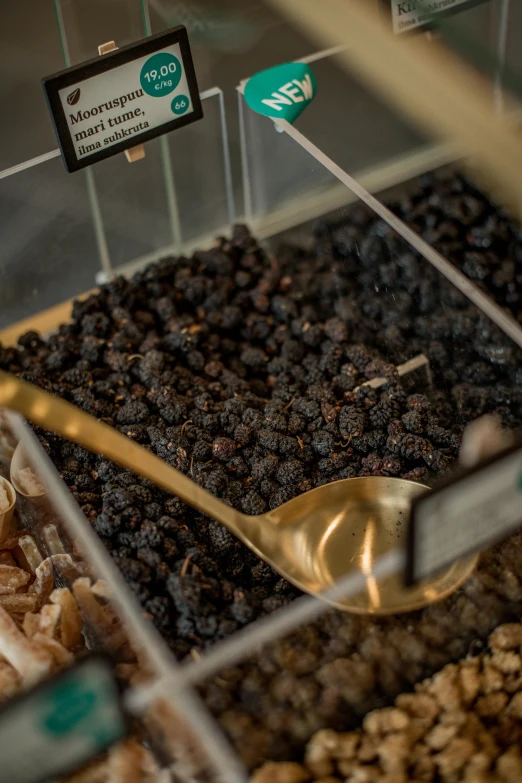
[0,370,477,614]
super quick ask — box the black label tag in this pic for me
[407,440,522,586]
[381,0,491,34]
[42,26,203,172]
[0,655,129,783]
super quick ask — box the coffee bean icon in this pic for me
[67,88,81,106]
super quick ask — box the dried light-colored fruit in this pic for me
[489,624,522,651]
[16,467,46,496]
[0,492,159,781]
[0,564,30,595]
[29,558,55,608]
[50,586,83,650]
[0,606,52,683]
[253,623,522,782]
[107,738,159,783]
[15,535,43,574]
[0,486,9,513]
[38,603,61,638]
[42,524,66,555]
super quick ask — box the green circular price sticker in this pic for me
[140,52,182,98]
[171,94,190,115]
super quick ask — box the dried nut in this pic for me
[439,709,468,728]
[481,661,504,694]
[337,758,356,777]
[304,751,332,778]
[361,712,381,735]
[463,768,495,783]
[507,691,522,718]
[427,666,462,711]
[435,737,475,778]
[357,735,378,763]
[489,624,522,652]
[425,723,458,751]
[306,728,340,755]
[347,766,381,783]
[496,746,522,781]
[459,713,485,742]
[459,661,481,705]
[251,762,309,783]
[476,730,499,758]
[464,752,491,776]
[305,730,337,777]
[491,651,521,675]
[377,732,410,773]
[317,658,375,703]
[333,733,359,760]
[363,707,409,735]
[395,693,439,724]
[476,691,509,718]
[503,673,522,694]
[406,721,427,745]
[411,747,436,782]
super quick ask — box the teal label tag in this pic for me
[244,62,317,124]
[0,656,129,783]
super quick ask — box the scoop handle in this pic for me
[0,370,247,535]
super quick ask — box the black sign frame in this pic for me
[380,0,491,35]
[406,437,522,586]
[42,26,203,173]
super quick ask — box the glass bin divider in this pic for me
[0,80,235,334]
[1,411,248,783]
[237,85,522,354]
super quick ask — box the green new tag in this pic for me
[244,62,317,124]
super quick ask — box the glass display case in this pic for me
[1,1,522,781]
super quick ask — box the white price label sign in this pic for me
[407,442,522,584]
[385,0,490,34]
[43,27,202,172]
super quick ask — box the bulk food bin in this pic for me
[3,4,522,783]
[3,99,522,781]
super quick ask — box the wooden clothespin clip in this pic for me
[98,41,145,163]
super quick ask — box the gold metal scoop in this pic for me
[0,371,477,613]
